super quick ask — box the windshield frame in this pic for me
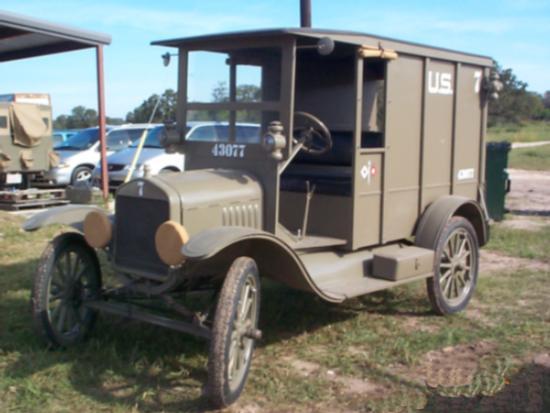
[176,37,295,159]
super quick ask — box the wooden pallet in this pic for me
[0,188,68,211]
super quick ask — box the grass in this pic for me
[486,223,550,261]
[508,143,550,171]
[487,121,550,143]
[0,212,549,412]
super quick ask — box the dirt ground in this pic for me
[506,168,550,216]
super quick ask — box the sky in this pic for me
[1,0,549,118]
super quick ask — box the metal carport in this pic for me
[0,10,111,199]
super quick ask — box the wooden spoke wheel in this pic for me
[208,257,261,408]
[427,217,479,315]
[32,233,102,347]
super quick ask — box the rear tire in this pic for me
[31,233,102,347]
[426,217,479,315]
[208,257,261,408]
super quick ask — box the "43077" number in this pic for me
[211,143,246,158]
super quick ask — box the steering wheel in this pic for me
[293,111,333,156]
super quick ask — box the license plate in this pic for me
[5,173,22,184]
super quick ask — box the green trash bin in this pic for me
[485,141,511,221]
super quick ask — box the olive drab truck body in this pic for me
[25,0,500,407]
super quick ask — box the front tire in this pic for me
[71,166,92,184]
[208,257,261,408]
[31,233,102,347]
[426,217,479,315]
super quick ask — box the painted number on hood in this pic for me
[211,143,246,158]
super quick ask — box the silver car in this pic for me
[35,124,153,186]
[93,125,183,188]
[94,122,260,189]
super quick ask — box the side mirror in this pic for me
[162,52,177,67]
[317,37,335,56]
[297,37,335,56]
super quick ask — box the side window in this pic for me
[188,125,218,142]
[362,59,386,148]
[0,115,7,130]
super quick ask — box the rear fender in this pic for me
[415,196,488,249]
[23,204,112,232]
[182,227,343,303]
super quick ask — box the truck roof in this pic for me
[153,27,494,67]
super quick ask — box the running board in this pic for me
[299,244,434,300]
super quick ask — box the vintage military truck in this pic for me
[25,18,500,407]
[0,93,57,186]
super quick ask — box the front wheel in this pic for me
[427,217,479,315]
[208,257,261,408]
[71,166,92,184]
[31,233,102,347]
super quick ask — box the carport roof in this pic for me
[0,10,111,62]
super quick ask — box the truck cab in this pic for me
[151,28,493,250]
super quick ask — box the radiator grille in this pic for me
[108,164,125,172]
[114,195,169,275]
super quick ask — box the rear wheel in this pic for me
[208,257,261,408]
[427,217,479,315]
[31,233,102,347]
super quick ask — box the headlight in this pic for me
[83,211,112,248]
[155,221,189,266]
[57,162,70,168]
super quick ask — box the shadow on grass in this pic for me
[0,262,433,412]
[421,362,550,413]
[507,209,550,217]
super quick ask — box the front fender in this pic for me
[23,204,112,232]
[182,227,343,303]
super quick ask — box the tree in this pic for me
[543,91,550,109]
[53,106,124,129]
[488,63,546,125]
[125,89,177,123]
[128,83,262,124]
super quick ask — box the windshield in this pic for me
[185,47,281,143]
[52,133,64,146]
[54,129,98,150]
[129,127,164,148]
[108,128,148,151]
[187,124,261,143]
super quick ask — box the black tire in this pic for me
[427,216,479,315]
[208,257,261,408]
[31,232,102,348]
[71,166,93,185]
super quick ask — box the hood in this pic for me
[56,147,97,164]
[107,147,165,165]
[116,169,263,235]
